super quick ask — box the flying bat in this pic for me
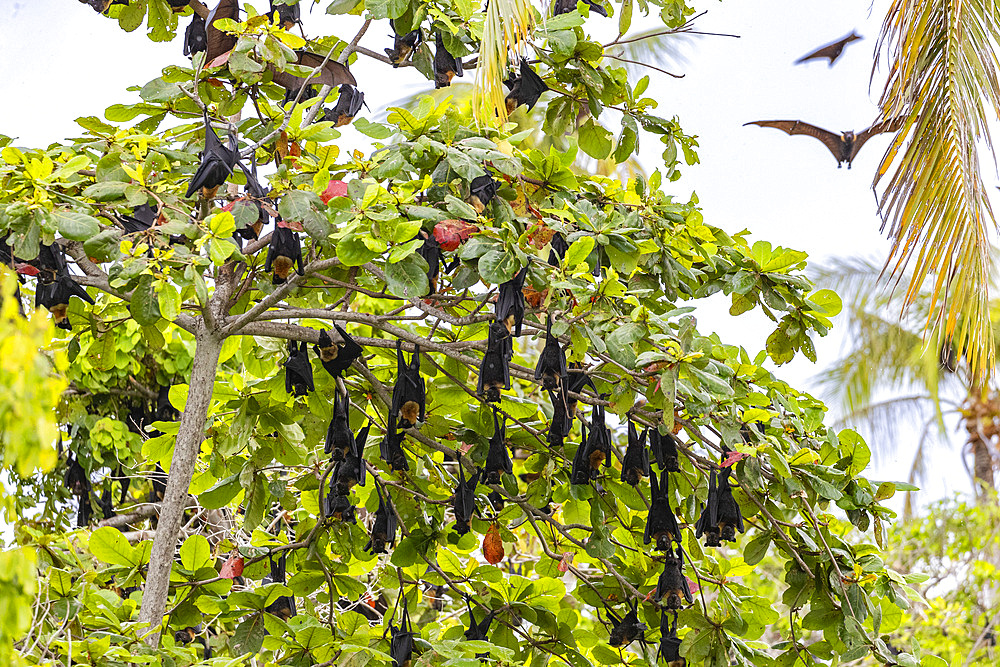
[325,389,353,461]
[607,602,646,648]
[386,21,422,67]
[185,113,238,198]
[534,317,568,393]
[390,340,425,429]
[484,411,512,484]
[313,324,363,378]
[270,50,357,92]
[621,420,649,486]
[655,544,692,610]
[117,204,157,235]
[324,84,366,127]
[496,266,527,336]
[434,32,464,88]
[264,224,304,285]
[331,422,369,496]
[644,469,681,550]
[366,480,398,554]
[547,231,568,266]
[505,59,549,114]
[283,340,314,396]
[452,455,480,535]
[468,173,498,213]
[389,595,415,667]
[794,31,862,66]
[35,275,94,330]
[183,14,207,57]
[269,0,299,29]
[263,552,297,620]
[553,0,607,17]
[743,117,904,169]
[478,320,512,403]
[658,611,684,667]
[650,428,681,472]
[204,0,240,63]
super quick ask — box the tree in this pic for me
[2,0,927,665]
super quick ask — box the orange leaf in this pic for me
[483,523,504,564]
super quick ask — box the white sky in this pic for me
[0,0,973,510]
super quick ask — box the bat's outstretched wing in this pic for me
[849,116,906,161]
[794,31,862,66]
[745,120,843,161]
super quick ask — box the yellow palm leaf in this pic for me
[473,0,535,126]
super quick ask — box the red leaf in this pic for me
[277,219,304,232]
[15,263,38,277]
[687,577,700,594]
[433,219,477,252]
[320,179,349,204]
[483,523,504,565]
[556,552,574,573]
[219,556,244,579]
[207,52,232,69]
[721,451,749,468]
[221,200,237,212]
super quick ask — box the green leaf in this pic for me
[179,535,212,571]
[89,527,138,567]
[477,250,519,284]
[201,474,242,509]
[744,531,772,566]
[385,254,430,299]
[578,118,613,160]
[129,274,162,326]
[52,211,100,241]
[564,236,594,268]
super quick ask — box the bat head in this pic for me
[656,533,674,552]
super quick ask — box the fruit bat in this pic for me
[553,0,607,17]
[167,0,190,10]
[650,428,681,472]
[113,466,131,505]
[607,602,646,648]
[564,366,594,420]
[426,583,447,611]
[655,544,692,609]
[794,31,862,66]
[464,599,496,656]
[284,340,314,396]
[434,32,464,88]
[155,385,180,423]
[570,422,591,485]
[204,0,239,63]
[269,0,299,29]
[547,231,568,266]
[584,403,612,476]
[695,466,744,546]
[184,14,207,57]
[149,464,168,504]
[385,21,422,67]
[621,421,649,486]
[283,84,316,107]
[185,114,238,198]
[478,320,512,403]
[313,324,363,378]
[389,596,415,667]
[325,492,356,523]
[34,242,68,285]
[64,454,90,496]
[380,427,409,472]
[484,411,512,484]
[658,611,685,667]
[505,59,549,114]
[80,0,129,13]
[98,485,116,520]
[35,275,94,330]
[743,117,905,169]
[468,173,498,213]
[77,493,93,527]
[271,50,357,93]
[366,482,397,553]
[416,230,457,295]
[174,625,212,660]
[236,160,270,241]
[390,341,425,429]
[263,552,297,620]
[452,455,480,535]
[325,390,353,461]
[496,267,527,336]
[644,469,680,550]
[325,84,366,127]
[331,423,369,496]
[547,389,573,448]
[118,204,156,234]
[264,224,305,285]
[534,318,568,392]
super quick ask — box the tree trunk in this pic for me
[136,322,223,646]
[971,435,996,500]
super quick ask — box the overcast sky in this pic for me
[0,0,969,509]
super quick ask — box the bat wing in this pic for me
[205,0,239,63]
[850,116,906,160]
[794,42,840,64]
[333,322,363,361]
[744,120,844,161]
[271,51,357,90]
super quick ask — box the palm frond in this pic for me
[875,0,1000,382]
[474,0,534,126]
[604,29,695,80]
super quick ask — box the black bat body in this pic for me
[77,494,93,527]
[584,403,612,476]
[64,455,90,496]
[385,20,422,67]
[453,455,480,535]
[284,340,314,396]
[325,390,352,461]
[744,117,904,169]
[390,599,415,667]
[505,59,549,113]
[264,224,304,285]
[118,204,156,234]
[651,428,681,472]
[644,469,680,550]
[35,276,94,330]
[366,482,397,553]
[621,420,649,486]
[607,604,646,647]
[313,324,363,378]
[185,114,238,198]
[236,161,269,240]
[269,0,299,29]
[324,492,356,523]
[534,318,567,392]
[464,599,496,658]
[155,385,180,422]
[468,173,498,213]
[547,389,573,448]
[656,544,692,609]
[565,366,593,420]
[205,0,239,63]
[434,32,464,88]
[34,242,68,285]
[380,428,409,472]
[184,14,207,57]
[390,341,425,429]
[658,611,685,667]
[271,50,357,92]
[478,320,512,403]
[417,230,457,295]
[484,412,512,484]
[553,0,607,16]
[331,424,368,496]
[98,485,116,520]
[264,553,297,620]
[715,466,745,542]
[570,423,591,485]
[547,232,568,266]
[496,267,527,336]
[325,84,366,127]
[794,31,862,66]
